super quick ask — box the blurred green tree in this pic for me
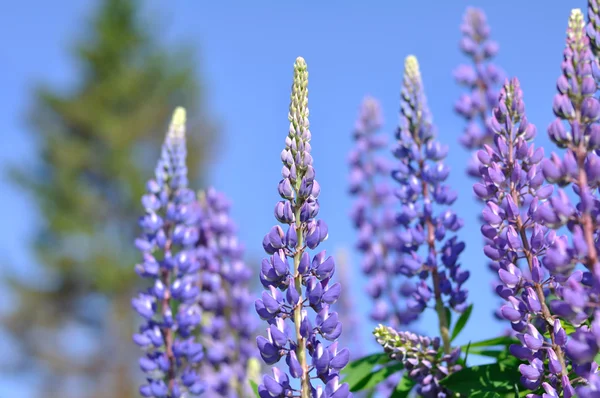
[3,0,217,396]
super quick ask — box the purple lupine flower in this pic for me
[588,0,600,59]
[392,55,469,353]
[348,97,418,327]
[474,78,577,396]
[374,325,461,398]
[539,9,600,396]
[132,108,205,397]
[256,57,351,398]
[195,188,256,397]
[455,6,504,176]
[455,6,511,325]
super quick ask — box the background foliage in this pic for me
[2,1,216,396]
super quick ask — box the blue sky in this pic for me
[0,0,580,396]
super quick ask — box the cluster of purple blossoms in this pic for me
[475,8,600,395]
[348,96,417,327]
[195,188,256,397]
[588,0,600,59]
[473,77,576,396]
[255,57,351,398]
[542,8,600,396]
[374,325,461,398]
[454,6,509,323]
[454,6,504,177]
[392,55,469,348]
[132,108,205,397]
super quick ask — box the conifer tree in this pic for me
[3,0,216,396]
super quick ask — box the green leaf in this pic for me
[440,362,521,395]
[451,304,473,341]
[342,352,390,376]
[461,336,518,350]
[348,362,405,392]
[466,349,505,358]
[469,392,504,398]
[342,352,391,391]
[462,340,472,367]
[445,306,453,328]
[249,380,260,398]
[390,373,415,398]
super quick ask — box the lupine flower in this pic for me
[348,97,417,327]
[255,57,351,398]
[374,325,461,398]
[132,107,205,397]
[454,6,511,324]
[474,78,577,396]
[588,0,600,59]
[538,8,600,396]
[195,188,256,397]
[454,6,504,176]
[392,55,469,353]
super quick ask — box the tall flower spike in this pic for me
[390,55,467,394]
[195,188,256,397]
[455,7,504,171]
[539,8,600,396]
[455,6,511,325]
[132,107,205,397]
[348,97,417,327]
[474,78,577,396]
[256,57,351,398]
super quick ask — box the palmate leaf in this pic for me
[342,352,399,392]
[347,362,405,391]
[342,353,390,381]
[469,392,505,398]
[460,335,518,349]
[440,361,521,395]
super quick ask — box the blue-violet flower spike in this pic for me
[348,97,417,327]
[133,107,205,397]
[256,57,351,398]
[391,56,468,393]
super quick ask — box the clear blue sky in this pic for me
[0,0,579,396]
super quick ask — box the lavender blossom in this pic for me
[132,108,205,397]
[474,78,577,396]
[538,8,600,396]
[374,325,461,398]
[348,97,417,327]
[392,55,469,354]
[195,188,256,397]
[256,57,351,398]
[454,6,511,324]
[455,6,504,176]
[588,0,600,59]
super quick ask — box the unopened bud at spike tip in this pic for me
[168,107,186,140]
[404,55,421,81]
[171,106,186,126]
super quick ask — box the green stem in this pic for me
[293,200,310,398]
[419,157,451,355]
[432,268,451,355]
